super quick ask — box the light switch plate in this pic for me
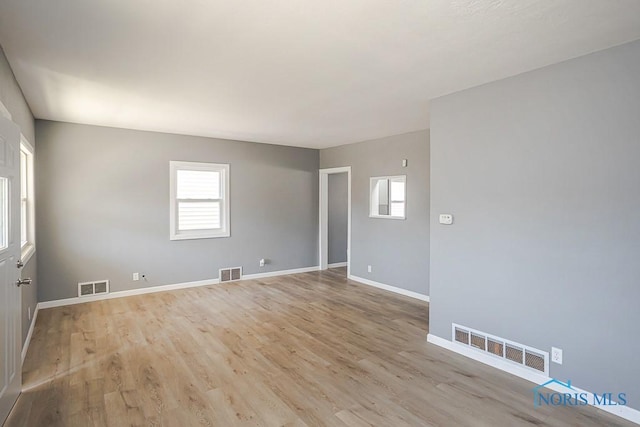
[439,214,453,225]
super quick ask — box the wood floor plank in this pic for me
[5,268,636,426]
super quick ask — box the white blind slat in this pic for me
[390,202,405,217]
[178,201,221,230]
[390,180,405,202]
[177,170,221,199]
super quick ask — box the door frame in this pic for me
[319,166,351,275]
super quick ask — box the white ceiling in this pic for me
[1,1,640,149]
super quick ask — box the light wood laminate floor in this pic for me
[6,268,634,426]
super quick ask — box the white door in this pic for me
[0,116,22,422]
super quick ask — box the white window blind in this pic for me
[390,179,406,217]
[177,170,221,230]
[170,162,230,240]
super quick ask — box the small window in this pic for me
[20,139,35,262]
[370,175,406,219]
[0,177,7,251]
[170,161,230,240]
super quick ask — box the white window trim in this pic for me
[369,175,407,220]
[169,161,230,240]
[20,136,36,263]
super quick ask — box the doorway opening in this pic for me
[319,167,351,276]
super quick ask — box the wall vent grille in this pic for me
[470,333,486,351]
[219,267,242,283]
[505,344,524,364]
[455,328,469,345]
[487,339,504,357]
[452,323,549,375]
[525,350,546,372]
[78,280,110,297]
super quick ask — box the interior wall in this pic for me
[35,120,319,302]
[320,130,429,295]
[328,172,348,265]
[430,39,640,409]
[0,44,37,343]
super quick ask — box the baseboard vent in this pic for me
[219,267,242,282]
[78,280,110,297]
[452,323,549,375]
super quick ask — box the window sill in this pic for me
[170,231,230,241]
[21,243,35,264]
[369,215,406,220]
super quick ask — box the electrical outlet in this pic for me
[133,272,140,281]
[367,265,372,273]
[439,214,453,225]
[551,347,563,364]
[259,258,265,267]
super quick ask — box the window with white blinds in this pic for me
[170,161,230,240]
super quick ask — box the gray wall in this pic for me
[0,47,33,143]
[328,172,348,264]
[0,45,37,343]
[321,130,429,295]
[430,40,640,409]
[36,120,319,302]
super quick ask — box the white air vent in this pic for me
[452,323,549,375]
[78,280,110,297]
[219,267,242,283]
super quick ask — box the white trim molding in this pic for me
[348,274,429,302]
[243,266,319,280]
[21,304,39,363]
[38,266,321,309]
[319,166,352,276]
[427,334,640,425]
[39,278,220,309]
[328,262,347,268]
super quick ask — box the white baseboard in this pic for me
[427,333,548,383]
[427,334,640,425]
[38,266,321,310]
[348,275,429,302]
[242,266,319,280]
[21,304,39,363]
[328,262,347,268]
[38,278,220,309]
